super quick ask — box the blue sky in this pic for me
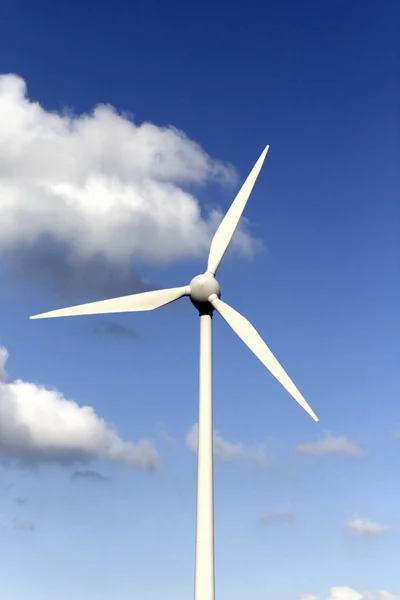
[0,0,399,599]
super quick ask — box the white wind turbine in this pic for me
[30,145,318,600]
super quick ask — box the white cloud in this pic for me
[328,586,363,600]
[298,588,400,600]
[186,424,269,467]
[345,514,391,537]
[296,434,363,458]
[327,589,364,600]
[0,74,259,297]
[0,345,159,469]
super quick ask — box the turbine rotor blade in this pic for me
[209,295,318,421]
[206,145,269,276]
[30,286,189,320]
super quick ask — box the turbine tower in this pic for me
[30,145,318,600]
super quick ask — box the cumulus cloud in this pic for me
[0,345,159,469]
[3,238,154,301]
[345,514,391,537]
[298,588,400,600]
[324,589,363,600]
[186,424,269,467]
[295,434,363,458]
[0,74,259,299]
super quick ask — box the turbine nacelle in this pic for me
[189,273,221,314]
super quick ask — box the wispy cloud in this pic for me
[155,423,176,444]
[0,345,160,470]
[87,320,140,341]
[14,496,29,505]
[186,424,269,467]
[296,435,363,458]
[260,511,293,523]
[13,518,36,532]
[345,514,391,537]
[0,346,7,382]
[71,470,110,482]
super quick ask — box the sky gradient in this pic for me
[0,1,399,599]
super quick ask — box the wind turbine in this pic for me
[30,145,318,600]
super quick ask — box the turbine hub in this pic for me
[189,273,221,314]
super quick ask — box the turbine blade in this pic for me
[206,145,269,276]
[210,296,318,421]
[30,286,189,320]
